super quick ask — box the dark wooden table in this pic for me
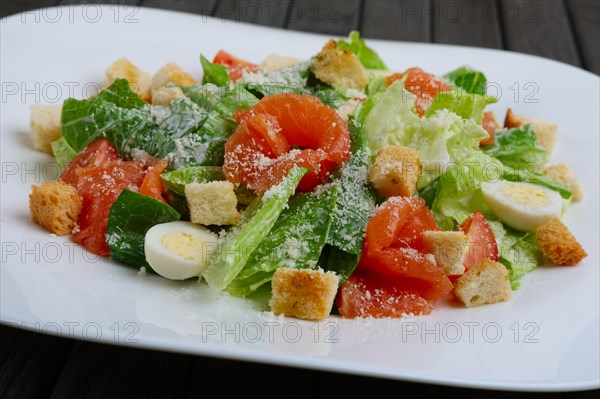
[1,1,598,397]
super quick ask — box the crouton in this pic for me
[536,217,587,266]
[311,40,368,90]
[30,104,62,154]
[542,163,583,202]
[504,108,557,154]
[29,181,82,236]
[368,146,421,197]
[151,86,185,106]
[453,259,512,307]
[106,58,151,101]
[185,181,240,226]
[423,231,468,276]
[259,54,301,72]
[151,63,196,90]
[270,268,339,321]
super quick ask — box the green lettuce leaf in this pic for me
[487,219,542,289]
[106,189,181,270]
[160,166,224,196]
[226,186,337,297]
[202,167,307,290]
[239,61,311,97]
[444,66,487,95]
[482,124,547,169]
[200,55,230,87]
[426,89,497,123]
[431,152,504,229]
[51,137,77,168]
[337,31,387,70]
[61,79,146,152]
[364,81,491,188]
[195,85,258,165]
[366,74,388,96]
[323,99,377,283]
[61,79,257,168]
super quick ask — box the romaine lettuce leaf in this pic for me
[226,186,337,297]
[482,124,547,169]
[364,81,490,188]
[160,166,224,196]
[202,167,307,290]
[61,79,146,152]
[444,66,487,95]
[196,85,259,166]
[61,79,257,168]
[426,89,497,123]
[200,55,230,87]
[324,100,377,283]
[106,189,181,270]
[366,74,388,96]
[51,137,77,168]
[487,219,542,289]
[337,31,387,70]
[239,61,311,97]
[431,152,505,229]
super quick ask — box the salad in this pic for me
[28,32,588,321]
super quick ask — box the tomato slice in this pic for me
[336,272,434,318]
[458,211,499,270]
[386,67,451,117]
[223,93,350,193]
[73,160,147,256]
[363,197,439,256]
[481,111,499,146]
[213,50,260,82]
[139,159,169,204]
[344,197,452,318]
[60,139,119,186]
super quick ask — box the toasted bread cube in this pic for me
[312,40,368,90]
[368,146,421,197]
[259,54,301,72]
[185,181,240,226]
[151,63,196,90]
[504,108,557,154]
[151,86,185,106]
[536,217,587,266]
[30,104,62,154]
[29,181,82,236]
[270,268,339,321]
[106,58,151,101]
[423,231,468,276]
[542,163,583,202]
[453,259,512,307]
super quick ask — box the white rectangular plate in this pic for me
[1,5,598,392]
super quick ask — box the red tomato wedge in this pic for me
[386,67,451,117]
[336,272,434,318]
[139,159,169,204]
[363,197,439,256]
[213,50,260,82]
[481,111,499,146]
[60,139,119,186]
[60,139,157,256]
[339,197,452,318]
[458,211,499,270]
[73,160,147,256]
[223,93,350,193]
